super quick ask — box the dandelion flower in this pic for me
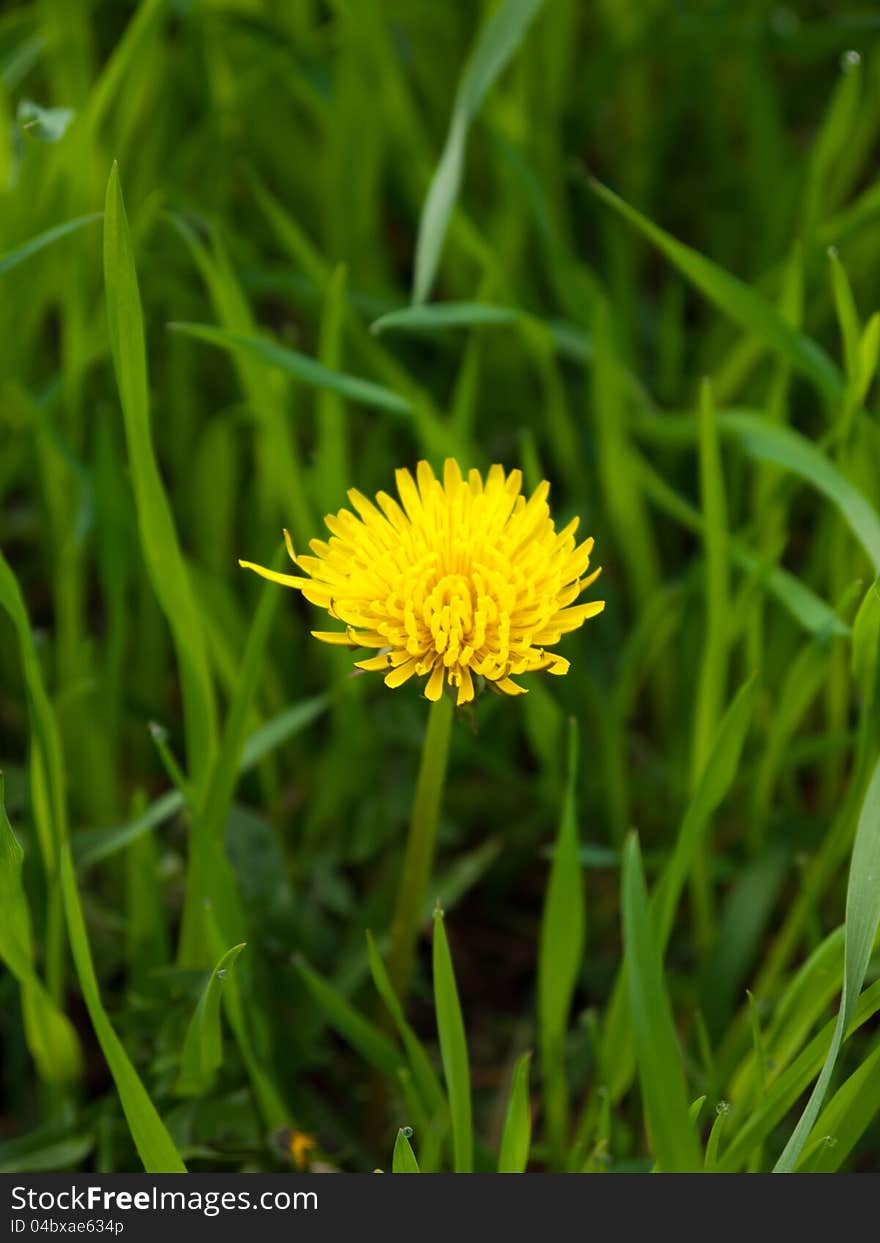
[240,460,604,706]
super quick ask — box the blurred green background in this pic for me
[2,0,880,1174]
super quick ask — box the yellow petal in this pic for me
[239,560,309,590]
[311,629,359,647]
[456,666,474,706]
[385,657,419,688]
[424,663,445,701]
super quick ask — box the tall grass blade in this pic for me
[432,906,473,1173]
[412,0,546,303]
[622,834,702,1172]
[774,757,880,1170]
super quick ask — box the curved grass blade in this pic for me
[587,177,842,402]
[412,0,547,303]
[622,834,702,1172]
[175,942,246,1096]
[774,756,880,1171]
[602,677,756,1100]
[0,777,81,1085]
[74,694,330,868]
[794,1034,880,1171]
[294,957,404,1081]
[634,450,848,638]
[497,1051,532,1173]
[722,412,880,573]
[168,322,411,417]
[60,843,186,1172]
[373,302,519,334]
[0,214,101,277]
[366,931,446,1118]
[719,979,880,1172]
[103,165,217,786]
[433,906,473,1172]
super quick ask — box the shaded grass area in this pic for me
[1,0,880,1173]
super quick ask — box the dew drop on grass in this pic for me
[217,968,228,981]
[841,49,861,73]
[401,1126,413,1139]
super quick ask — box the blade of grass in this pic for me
[794,1034,880,1172]
[391,1127,420,1173]
[719,979,880,1172]
[432,905,473,1173]
[366,931,446,1118]
[74,693,331,868]
[60,842,186,1172]
[295,956,404,1081]
[587,176,842,402]
[537,718,584,1161]
[602,677,756,1100]
[412,0,546,303]
[387,692,454,999]
[103,164,218,787]
[722,413,880,573]
[622,833,702,1172]
[774,755,880,1171]
[0,213,101,276]
[497,1051,532,1173]
[169,321,412,417]
[0,777,81,1085]
[175,942,246,1096]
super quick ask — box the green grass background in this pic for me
[2,0,880,1174]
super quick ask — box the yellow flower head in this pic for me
[240,460,604,706]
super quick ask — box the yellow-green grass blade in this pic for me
[391,1127,420,1173]
[497,1051,532,1173]
[412,0,546,304]
[60,842,186,1172]
[774,756,880,1170]
[175,942,247,1096]
[433,906,473,1173]
[622,833,702,1172]
[0,777,81,1085]
[588,176,842,402]
[537,718,584,1159]
[0,213,101,276]
[103,165,218,786]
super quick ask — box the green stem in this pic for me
[387,693,454,999]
